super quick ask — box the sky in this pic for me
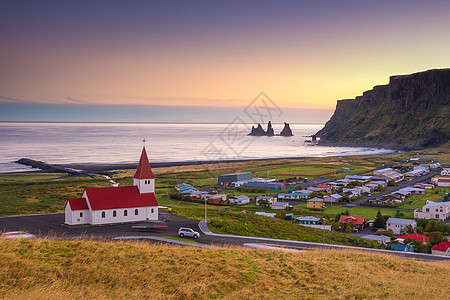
[1,0,449,123]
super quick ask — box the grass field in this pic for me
[0,238,448,299]
[399,188,449,209]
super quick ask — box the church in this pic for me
[64,146,159,225]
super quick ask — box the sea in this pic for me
[0,122,395,173]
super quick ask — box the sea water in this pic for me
[0,122,394,173]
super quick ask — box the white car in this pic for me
[1,231,36,239]
[177,227,200,239]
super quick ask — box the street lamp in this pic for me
[205,197,207,223]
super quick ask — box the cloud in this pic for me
[0,95,27,103]
[66,97,84,104]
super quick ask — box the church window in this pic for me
[135,209,139,215]
[113,211,117,217]
[124,210,128,216]
[102,211,105,218]
[151,208,154,214]
[80,212,83,218]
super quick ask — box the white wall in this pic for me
[133,178,155,194]
[64,204,90,225]
[91,206,158,225]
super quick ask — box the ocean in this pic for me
[0,122,394,173]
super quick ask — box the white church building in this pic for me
[65,146,159,225]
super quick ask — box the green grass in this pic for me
[324,206,414,219]
[156,236,200,244]
[399,188,449,209]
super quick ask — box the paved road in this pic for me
[1,213,448,262]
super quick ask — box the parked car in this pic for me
[0,231,36,239]
[132,220,168,231]
[177,227,200,239]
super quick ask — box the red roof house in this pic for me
[431,242,450,255]
[339,215,366,231]
[65,146,158,225]
[398,233,429,243]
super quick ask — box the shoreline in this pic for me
[10,148,397,175]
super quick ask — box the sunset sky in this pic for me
[1,1,449,123]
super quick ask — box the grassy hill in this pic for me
[0,238,448,299]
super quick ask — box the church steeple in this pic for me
[133,141,155,194]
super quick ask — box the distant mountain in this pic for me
[316,69,450,150]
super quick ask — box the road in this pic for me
[1,213,448,262]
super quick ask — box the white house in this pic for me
[323,194,343,203]
[256,195,277,205]
[441,168,450,176]
[270,202,292,210]
[229,195,250,204]
[414,201,450,220]
[65,146,158,225]
[362,234,391,245]
[386,218,417,235]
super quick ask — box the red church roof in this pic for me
[85,186,158,210]
[398,233,429,243]
[67,198,89,211]
[339,215,366,225]
[432,242,450,252]
[133,147,155,179]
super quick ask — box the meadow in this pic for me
[0,238,448,299]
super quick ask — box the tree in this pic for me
[394,210,404,218]
[275,211,286,220]
[345,223,354,233]
[387,180,396,187]
[406,224,415,234]
[374,210,386,228]
[258,199,270,207]
[428,231,444,246]
[343,209,350,216]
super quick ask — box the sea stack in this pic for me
[266,121,275,136]
[249,123,267,136]
[279,122,293,136]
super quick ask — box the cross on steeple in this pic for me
[142,138,147,147]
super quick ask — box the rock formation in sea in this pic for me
[249,123,267,136]
[316,69,450,150]
[266,121,275,136]
[279,122,293,136]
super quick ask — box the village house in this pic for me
[339,215,366,231]
[200,193,227,203]
[229,195,250,204]
[362,234,391,244]
[386,218,417,235]
[389,244,414,252]
[307,197,325,209]
[256,195,277,205]
[441,168,450,176]
[317,184,333,193]
[218,172,253,185]
[270,202,292,210]
[432,177,450,187]
[243,181,285,190]
[323,194,343,204]
[278,190,312,200]
[397,233,429,244]
[295,216,321,225]
[65,146,158,226]
[373,168,404,182]
[431,242,450,256]
[414,201,450,220]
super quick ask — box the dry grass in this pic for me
[0,238,448,299]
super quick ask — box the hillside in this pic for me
[0,239,448,299]
[316,69,450,150]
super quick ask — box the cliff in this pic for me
[280,122,293,136]
[316,69,450,149]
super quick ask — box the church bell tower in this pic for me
[133,139,155,194]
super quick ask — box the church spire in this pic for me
[133,144,155,179]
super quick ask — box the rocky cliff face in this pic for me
[280,122,293,136]
[316,69,450,149]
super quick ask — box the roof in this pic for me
[295,216,321,222]
[307,197,323,202]
[85,186,158,210]
[389,244,414,252]
[386,218,416,226]
[272,202,289,206]
[133,147,155,179]
[231,195,250,200]
[339,215,366,225]
[423,201,449,208]
[362,234,390,241]
[317,184,332,188]
[398,233,429,243]
[431,242,450,252]
[437,178,450,182]
[67,197,89,211]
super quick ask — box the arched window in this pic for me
[80,212,83,218]
[124,210,128,216]
[135,209,139,215]
[101,211,105,218]
[151,208,154,214]
[113,211,117,217]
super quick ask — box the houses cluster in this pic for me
[218,172,287,190]
[368,184,428,205]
